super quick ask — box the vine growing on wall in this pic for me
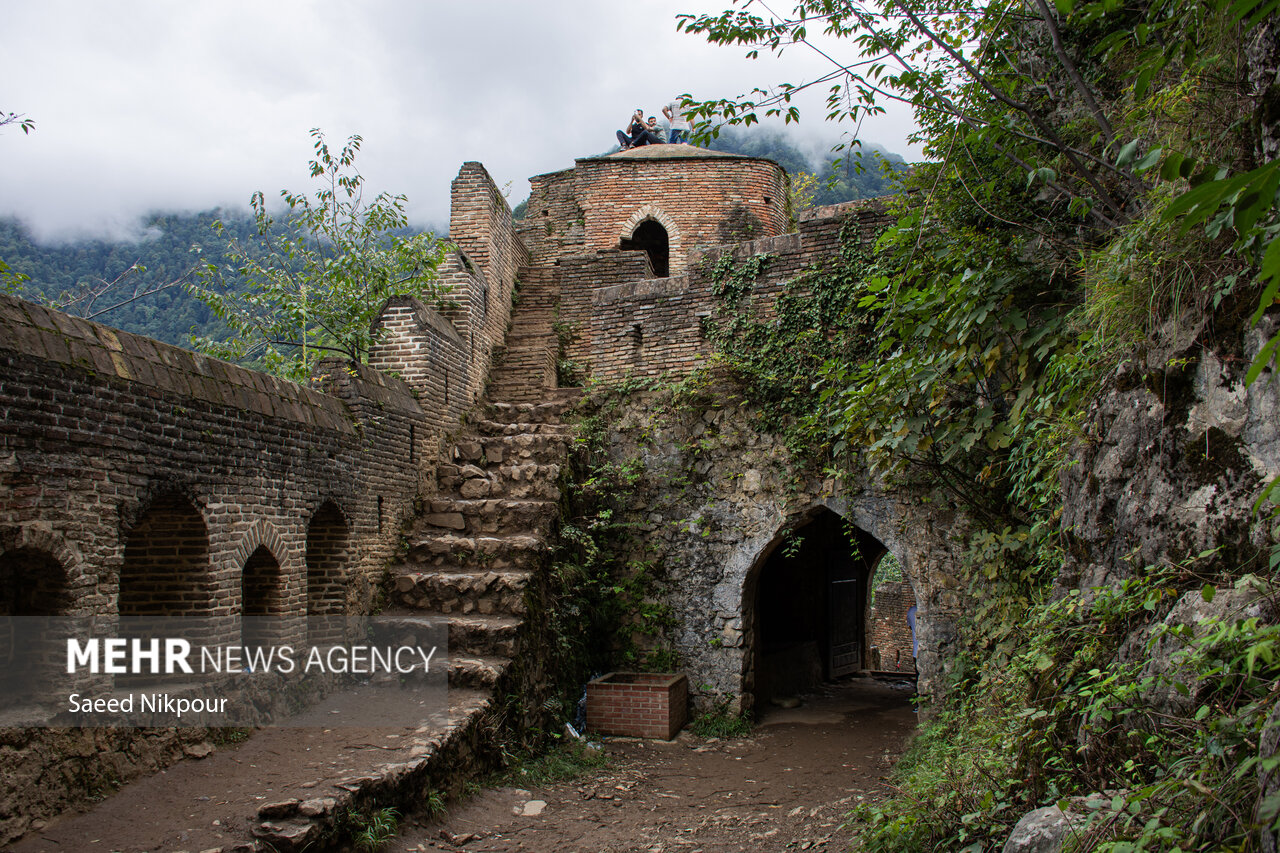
[546,402,680,679]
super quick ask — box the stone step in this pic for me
[449,434,570,468]
[487,381,551,405]
[437,462,563,500]
[484,400,575,424]
[472,419,575,438]
[390,568,533,616]
[494,342,554,372]
[447,655,510,690]
[373,610,521,658]
[410,498,557,537]
[401,532,547,571]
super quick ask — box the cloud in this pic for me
[0,0,921,243]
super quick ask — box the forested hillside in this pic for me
[0,212,251,347]
[703,127,909,204]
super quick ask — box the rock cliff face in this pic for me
[1060,316,1279,593]
[1002,315,1280,852]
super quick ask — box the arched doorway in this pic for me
[620,219,670,277]
[744,508,888,714]
[120,494,212,681]
[242,545,286,649]
[0,547,70,710]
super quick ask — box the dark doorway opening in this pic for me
[0,548,70,710]
[242,545,286,649]
[620,219,669,277]
[306,501,349,645]
[747,508,887,715]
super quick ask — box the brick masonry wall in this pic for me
[0,293,429,839]
[562,200,894,382]
[518,168,585,268]
[866,581,918,672]
[371,162,529,459]
[568,154,788,276]
[450,161,530,311]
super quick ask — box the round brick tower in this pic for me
[521,144,789,276]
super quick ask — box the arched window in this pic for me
[620,219,670,277]
[242,545,285,649]
[0,548,70,709]
[120,494,212,670]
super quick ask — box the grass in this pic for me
[689,702,754,738]
[494,738,609,787]
[350,806,400,852]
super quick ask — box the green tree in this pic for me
[1,108,34,293]
[190,129,446,382]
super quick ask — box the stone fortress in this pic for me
[0,143,945,847]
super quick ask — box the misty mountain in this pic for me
[703,127,910,204]
[0,211,247,347]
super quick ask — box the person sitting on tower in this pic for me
[615,108,648,150]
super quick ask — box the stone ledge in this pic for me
[0,294,356,434]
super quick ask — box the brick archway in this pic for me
[306,500,350,644]
[619,205,683,276]
[231,520,292,648]
[119,492,213,680]
[0,528,77,710]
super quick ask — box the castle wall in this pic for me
[371,162,530,463]
[0,293,434,840]
[556,199,896,383]
[866,580,917,673]
[0,294,423,662]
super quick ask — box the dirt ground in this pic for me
[390,677,917,853]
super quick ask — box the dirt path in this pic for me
[391,677,917,853]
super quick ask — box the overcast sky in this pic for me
[0,0,921,243]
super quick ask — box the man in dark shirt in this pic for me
[616,109,647,149]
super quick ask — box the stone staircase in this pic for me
[11,301,581,853]
[376,398,576,699]
[486,266,559,403]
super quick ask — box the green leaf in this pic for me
[1115,139,1140,168]
[1200,584,1215,603]
[1134,146,1163,172]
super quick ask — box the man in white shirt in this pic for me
[663,98,692,144]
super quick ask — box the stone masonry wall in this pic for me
[576,373,969,716]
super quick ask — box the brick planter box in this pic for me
[586,672,688,740]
